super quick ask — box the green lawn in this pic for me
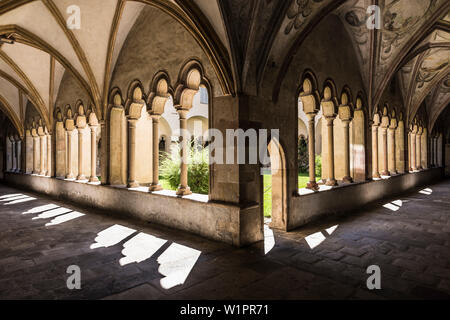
[264,173,320,218]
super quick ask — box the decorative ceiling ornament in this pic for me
[284,0,325,35]
[380,0,438,64]
[415,48,449,88]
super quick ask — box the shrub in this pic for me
[160,142,209,195]
[298,136,309,173]
[315,155,322,178]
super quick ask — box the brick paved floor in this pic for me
[0,180,449,300]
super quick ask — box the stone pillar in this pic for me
[411,126,417,171]
[306,113,319,190]
[341,119,353,183]
[65,118,75,180]
[380,125,389,176]
[100,120,107,184]
[89,125,99,183]
[388,122,397,175]
[46,134,51,176]
[38,131,46,175]
[422,129,428,169]
[150,115,163,191]
[176,109,192,195]
[371,122,381,179]
[127,118,139,188]
[11,137,17,172]
[430,136,435,167]
[325,116,337,186]
[408,131,412,171]
[76,127,86,180]
[434,136,438,167]
[15,137,22,172]
[416,127,422,170]
[32,129,39,174]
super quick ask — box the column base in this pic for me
[325,179,338,186]
[127,181,140,188]
[381,171,390,176]
[149,184,163,192]
[372,173,381,179]
[39,171,46,176]
[88,176,99,183]
[306,181,319,191]
[176,186,192,196]
[77,174,86,181]
[342,176,353,184]
[389,170,398,176]
[66,174,75,180]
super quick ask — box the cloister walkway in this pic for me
[0,180,449,300]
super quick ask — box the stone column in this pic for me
[176,109,192,195]
[380,125,389,176]
[11,137,16,172]
[408,131,412,171]
[342,119,353,183]
[305,113,319,190]
[372,123,381,179]
[76,127,86,180]
[127,118,139,188]
[434,136,438,167]
[416,128,422,170]
[32,130,39,174]
[430,136,435,167]
[15,137,22,173]
[325,116,337,186]
[66,128,75,180]
[100,120,107,184]
[89,125,99,183]
[38,132,46,176]
[388,123,397,175]
[46,134,51,176]
[411,127,417,171]
[150,115,163,191]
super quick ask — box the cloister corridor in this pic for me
[0,180,449,300]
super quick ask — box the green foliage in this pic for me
[298,136,309,173]
[315,155,322,178]
[160,142,209,195]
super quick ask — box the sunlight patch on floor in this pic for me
[90,224,137,249]
[157,243,201,290]
[23,203,59,215]
[45,211,85,226]
[120,233,168,266]
[32,207,73,220]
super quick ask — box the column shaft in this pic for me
[306,114,318,190]
[381,128,389,176]
[411,133,417,171]
[150,116,162,191]
[176,111,192,195]
[66,131,74,179]
[325,117,337,186]
[372,125,380,178]
[12,140,17,172]
[46,135,51,176]
[342,120,353,183]
[388,128,397,175]
[89,126,99,183]
[127,120,139,188]
[416,133,422,170]
[16,140,22,172]
[77,129,86,180]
